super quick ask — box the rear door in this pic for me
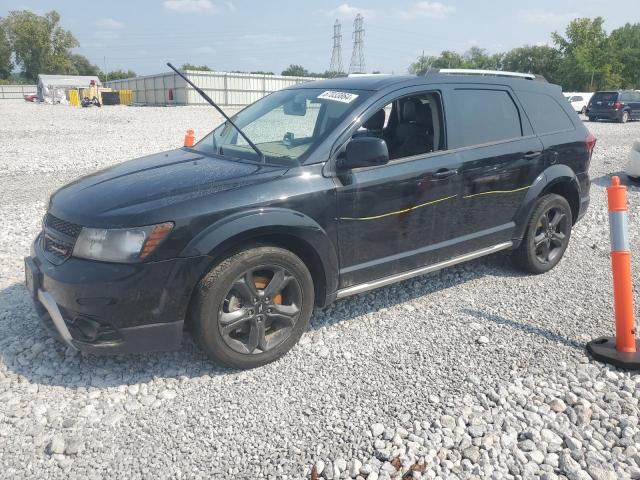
[443,85,544,253]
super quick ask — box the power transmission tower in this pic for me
[349,13,365,74]
[329,19,343,76]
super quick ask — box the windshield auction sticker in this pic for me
[317,91,359,103]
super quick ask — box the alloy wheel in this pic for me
[533,207,569,264]
[218,266,302,355]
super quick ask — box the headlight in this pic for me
[72,222,173,263]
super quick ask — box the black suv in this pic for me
[587,90,640,123]
[25,70,595,368]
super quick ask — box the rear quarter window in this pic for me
[449,89,522,148]
[517,91,575,135]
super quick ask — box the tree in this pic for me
[70,53,99,76]
[181,63,211,71]
[99,69,136,82]
[0,22,12,79]
[281,64,308,77]
[408,53,437,75]
[501,45,563,84]
[552,17,615,90]
[606,23,640,88]
[3,10,79,82]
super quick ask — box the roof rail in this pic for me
[427,68,547,82]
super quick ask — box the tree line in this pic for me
[0,10,135,84]
[409,18,640,91]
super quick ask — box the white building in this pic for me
[105,70,321,106]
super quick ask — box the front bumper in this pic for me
[26,237,211,355]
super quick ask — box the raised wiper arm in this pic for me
[166,62,265,163]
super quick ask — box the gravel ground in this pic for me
[1,101,639,480]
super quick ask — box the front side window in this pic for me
[517,91,574,135]
[194,88,371,164]
[449,89,522,148]
[353,92,445,161]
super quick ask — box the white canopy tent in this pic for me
[37,74,101,103]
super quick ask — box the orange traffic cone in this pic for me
[587,176,640,369]
[184,128,195,147]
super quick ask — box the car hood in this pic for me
[49,148,285,226]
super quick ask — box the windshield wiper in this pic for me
[166,62,265,163]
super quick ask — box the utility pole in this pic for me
[329,20,343,76]
[104,56,108,82]
[349,14,365,74]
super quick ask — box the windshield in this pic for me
[193,88,371,164]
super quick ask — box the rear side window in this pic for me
[450,89,522,148]
[620,92,631,102]
[517,91,574,135]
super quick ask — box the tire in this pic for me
[580,106,587,115]
[620,111,629,123]
[190,246,314,369]
[511,194,573,275]
[588,116,596,122]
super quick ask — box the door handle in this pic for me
[432,168,458,179]
[523,151,542,160]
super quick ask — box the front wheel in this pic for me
[511,194,572,274]
[588,116,596,122]
[190,246,314,369]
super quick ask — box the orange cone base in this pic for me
[587,336,640,370]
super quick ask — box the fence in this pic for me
[105,71,321,106]
[0,84,37,99]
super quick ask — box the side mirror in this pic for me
[337,137,389,170]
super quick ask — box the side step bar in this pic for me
[335,241,513,299]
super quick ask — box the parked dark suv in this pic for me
[587,90,640,123]
[25,70,595,368]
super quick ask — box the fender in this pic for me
[511,164,581,245]
[180,208,339,303]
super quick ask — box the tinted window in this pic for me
[633,92,640,101]
[450,89,522,148]
[571,96,583,101]
[620,92,631,102]
[517,91,574,135]
[591,91,618,103]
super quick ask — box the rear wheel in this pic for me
[190,246,314,369]
[588,116,596,122]
[620,111,629,123]
[512,194,572,274]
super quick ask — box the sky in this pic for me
[1,0,638,76]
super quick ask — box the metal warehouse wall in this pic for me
[106,71,319,106]
[0,84,37,99]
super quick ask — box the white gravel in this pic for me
[1,102,640,479]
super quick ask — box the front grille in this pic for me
[42,233,73,260]
[45,214,82,239]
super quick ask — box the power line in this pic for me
[349,13,365,74]
[328,19,343,75]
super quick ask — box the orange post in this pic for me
[587,175,639,369]
[184,128,195,147]
[607,176,636,352]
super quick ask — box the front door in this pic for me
[334,90,463,288]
